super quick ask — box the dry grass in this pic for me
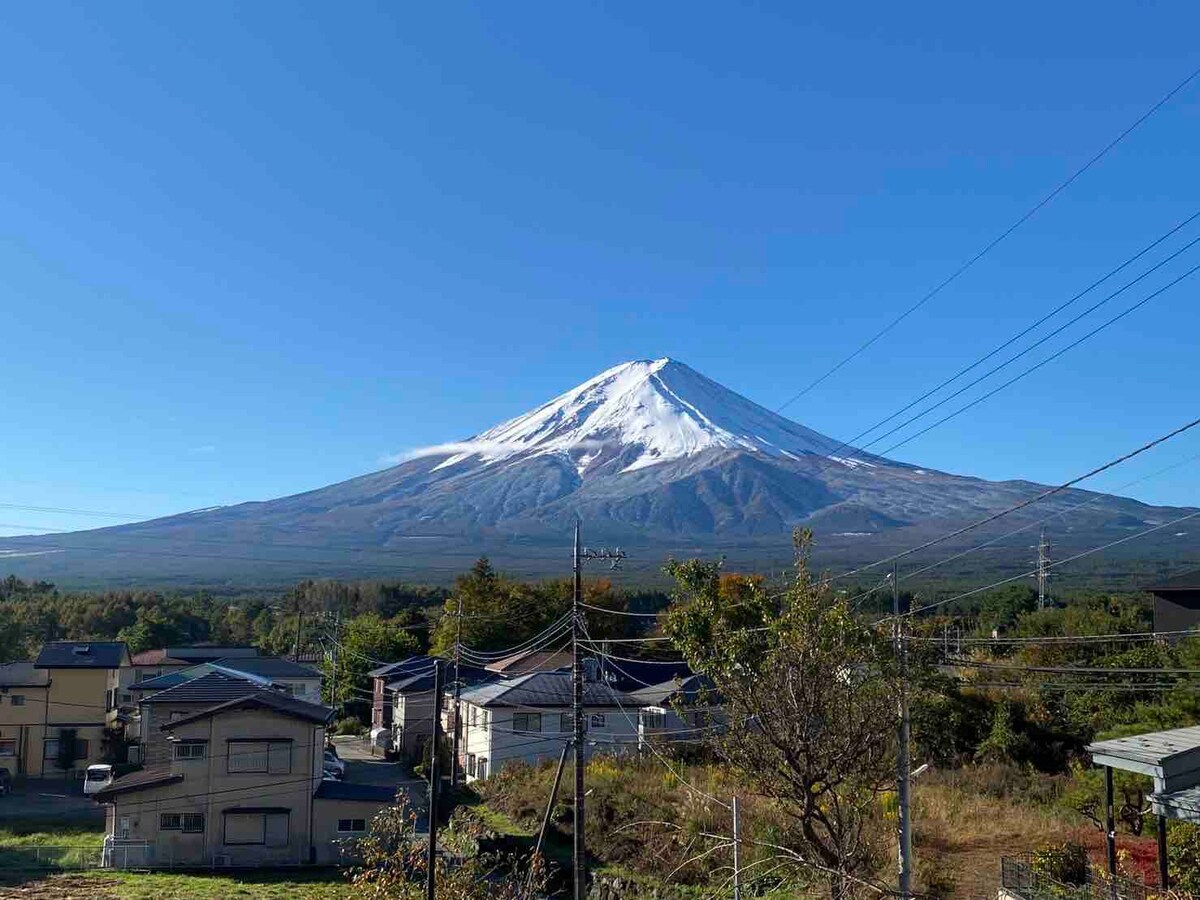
[912,766,1089,898]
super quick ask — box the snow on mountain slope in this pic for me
[426,358,845,475]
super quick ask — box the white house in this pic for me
[455,671,637,782]
[627,675,724,749]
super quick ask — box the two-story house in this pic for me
[0,662,51,777]
[12,642,133,778]
[628,675,724,748]
[389,662,493,759]
[93,690,393,867]
[455,671,637,782]
[368,657,431,751]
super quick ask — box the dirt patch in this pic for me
[0,875,117,900]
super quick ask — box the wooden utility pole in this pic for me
[572,521,586,900]
[893,564,912,899]
[426,658,444,900]
[450,594,464,788]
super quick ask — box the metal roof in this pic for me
[212,656,321,679]
[1089,726,1200,793]
[93,768,183,801]
[368,656,429,679]
[162,691,334,729]
[35,641,129,670]
[1150,785,1200,821]
[1145,569,1200,592]
[484,649,572,675]
[0,662,50,688]
[459,671,627,709]
[314,781,398,802]
[386,664,493,694]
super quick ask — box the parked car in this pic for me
[323,749,346,779]
[83,764,114,796]
[0,769,11,796]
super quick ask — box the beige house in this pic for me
[0,642,131,778]
[95,690,394,867]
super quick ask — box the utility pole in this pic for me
[450,594,465,789]
[330,612,342,718]
[732,796,742,900]
[292,607,304,663]
[572,521,586,900]
[570,522,627,900]
[893,563,912,899]
[529,738,572,896]
[1036,528,1052,609]
[426,658,444,900]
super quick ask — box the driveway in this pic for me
[331,736,426,812]
[0,779,105,822]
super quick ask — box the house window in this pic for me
[641,710,665,731]
[480,709,489,729]
[477,757,488,779]
[590,714,606,729]
[512,713,541,734]
[182,814,205,833]
[560,713,572,734]
[467,754,476,777]
[469,706,477,727]
[43,739,59,759]
[173,741,207,761]
[0,739,15,757]
[160,813,182,830]
[227,740,291,774]
[337,818,367,834]
[10,695,24,707]
[223,812,289,846]
[117,817,130,839]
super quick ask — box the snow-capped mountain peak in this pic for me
[426,358,839,474]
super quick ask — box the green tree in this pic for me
[664,530,900,896]
[326,614,420,710]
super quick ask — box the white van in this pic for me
[83,764,114,796]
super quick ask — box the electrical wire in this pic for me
[775,61,1200,411]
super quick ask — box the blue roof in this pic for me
[459,671,627,709]
[35,642,128,669]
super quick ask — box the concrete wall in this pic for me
[311,797,391,864]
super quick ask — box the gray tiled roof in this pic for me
[628,674,717,707]
[139,671,263,705]
[0,662,49,688]
[459,671,627,709]
[162,690,334,729]
[368,656,429,679]
[35,641,128,669]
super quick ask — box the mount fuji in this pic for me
[2,358,1196,586]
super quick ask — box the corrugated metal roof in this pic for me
[1088,726,1200,766]
[35,641,128,669]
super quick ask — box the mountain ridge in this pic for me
[1,358,1196,586]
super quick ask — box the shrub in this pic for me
[334,716,364,736]
[1031,841,1088,885]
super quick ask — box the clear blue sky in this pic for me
[3,2,1200,537]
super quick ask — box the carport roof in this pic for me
[93,768,183,801]
[1089,726,1200,793]
[315,781,398,802]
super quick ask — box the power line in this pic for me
[775,62,1200,410]
[876,261,1200,458]
[837,413,1200,582]
[824,210,1200,462]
